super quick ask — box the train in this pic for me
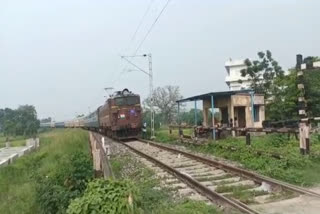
[64,89,142,139]
[40,121,65,128]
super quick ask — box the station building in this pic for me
[225,59,251,91]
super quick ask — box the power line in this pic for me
[127,0,155,51]
[112,0,154,85]
[113,0,172,87]
[110,0,155,87]
[134,0,172,54]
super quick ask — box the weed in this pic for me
[158,200,221,214]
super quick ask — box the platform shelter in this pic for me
[176,90,265,139]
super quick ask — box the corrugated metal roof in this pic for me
[176,89,254,103]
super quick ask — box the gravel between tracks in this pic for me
[143,140,320,214]
[102,136,320,214]
[102,136,215,205]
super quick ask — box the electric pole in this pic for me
[148,54,155,139]
[120,53,155,139]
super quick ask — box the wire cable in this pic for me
[127,0,155,51]
[134,0,171,54]
[110,0,154,87]
[113,0,172,87]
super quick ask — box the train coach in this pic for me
[83,111,99,131]
[65,118,85,128]
[54,121,65,128]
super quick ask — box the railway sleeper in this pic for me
[173,163,213,170]
[178,167,217,174]
[208,180,256,192]
[170,162,202,169]
[207,176,242,186]
[194,173,231,181]
[178,169,222,177]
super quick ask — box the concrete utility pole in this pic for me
[121,54,155,139]
[148,54,155,140]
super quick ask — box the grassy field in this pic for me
[0,133,27,148]
[0,129,93,214]
[153,126,191,142]
[154,127,320,187]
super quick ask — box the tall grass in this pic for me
[0,134,27,148]
[0,129,93,214]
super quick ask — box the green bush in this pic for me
[67,179,138,214]
[158,200,220,214]
[266,133,288,147]
[0,129,93,214]
[35,151,93,214]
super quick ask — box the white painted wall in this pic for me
[225,59,251,90]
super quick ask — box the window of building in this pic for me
[254,105,260,122]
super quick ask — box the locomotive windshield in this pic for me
[115,96,139,106]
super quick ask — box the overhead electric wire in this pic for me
[134,0,172,54]
[113,0,172,86]
[127,0,155,51]
[110,0,155,86]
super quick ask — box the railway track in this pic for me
[119,139,320,214]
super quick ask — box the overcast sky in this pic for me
[1,0,319,121]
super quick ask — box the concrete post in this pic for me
[211,95,215,140]
[203,107,209,127]
[5,140,10,148]
[250,91,255,126]
[102,137,106,153]
[230,96,235,136]
[246,132,251,145]
[299,123,307,155]
[305,124,310,154]
[178,102,182,136]
[194,100,197,126]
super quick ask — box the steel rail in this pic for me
[122,141,261,214]
[138,139,320,198]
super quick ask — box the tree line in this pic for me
[0,105,40,137]
[143,51,320,126]
[241,51,320,120]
